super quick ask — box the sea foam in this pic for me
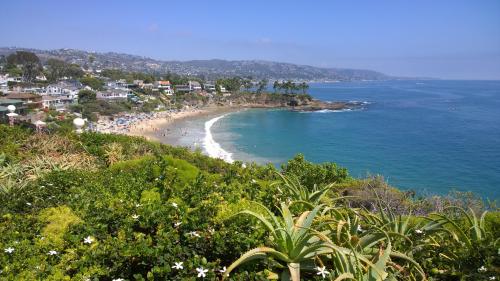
[203,115,234,163]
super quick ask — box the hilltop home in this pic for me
[203,83,216,92]
[45,81,81,102]
[107,79,129,89]
[189,81,202,91]
[175,84,191,93]
[42,95,75,112]
[153,80,173,95]
[133,80,144,87]
[96,89,130,101]
[3,93,43,110]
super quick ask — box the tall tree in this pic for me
[78,89,96,104]
[273,80,280,93]
[300,82,309,94]
[7,51,42,82]
[256,79,268,94]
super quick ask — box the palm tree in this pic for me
[273,80,280,93]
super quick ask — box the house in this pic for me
[96,89,130,101]
[189,81,202,91]
[44,81,81,103]
[154,80,173,95]
[107,79,129,89]
[203,83,216,92]
[42,95,75,112]
[175,84,191,93]
[133,80,144,87]
[3,93,43,109]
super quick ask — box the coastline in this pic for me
[123,105,244,142]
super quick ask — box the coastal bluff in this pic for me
[222,92,367,111]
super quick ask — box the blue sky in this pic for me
[1,0,499,79]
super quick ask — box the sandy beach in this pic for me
[94,105,244,144]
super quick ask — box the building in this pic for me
[154,80,173,95]
[189,81,202,91]
[133,80,144,87]
[42,96,75,112]
[175,84,191,93]
[96,89,130,101]
[45,81,81,102]
[3,93,43,110]
[203,83,216,92]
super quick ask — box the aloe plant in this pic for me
[224,202,329,280]
[273,172,333,208]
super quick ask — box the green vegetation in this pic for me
[5,51,42,82]
[0,125,498,280]
[273,81,309,94]
[45,58,84,82]
[79,76,105,91]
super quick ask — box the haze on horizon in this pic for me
[1,0,499,80]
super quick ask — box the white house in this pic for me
[44,81,81,101]
[96,89,130,100]
[153,80,173,95]
[189,81,202,91]
[42,95,75,112]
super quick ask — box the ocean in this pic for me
[204,80,500,199]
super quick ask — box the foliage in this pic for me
[6,51,42,82]
[281,154,350,189]
[0,126,498,280]
[79,76,105,91]
[46,58,84,81]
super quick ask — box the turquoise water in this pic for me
[212,80,500,199]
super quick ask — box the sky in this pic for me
[1,0,499,79]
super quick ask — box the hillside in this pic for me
[0,47,390,81]
[0,124,498,280]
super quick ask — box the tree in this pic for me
[46,59,67,82]
[242,78,253,92]
[80,76,105,90]
[256,79,268,94]
[7,51,42,82]
[300,82,309,94]
[273,80,280,93]
[78,89,97,104]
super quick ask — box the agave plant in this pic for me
[224,202,330,280]
[273,172,333,208]
[316,207,427,280]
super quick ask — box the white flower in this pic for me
[83,236,94,244]
[135,203,142,208]
[196,267,208,278]
[188,231,200,237]
[172,202,178,208]
[219,266,226,273]
[316,266,329,278]
[172,262,183,270]
[174,222,182,227]
[208,228,215,235]
[4,247,14,254]
[415,229,423,234]
[131,214,140,220]
[112,279,124,281]
[489,277,496,280]
[478,265,487,272]
[48,250,58,255]
[26,202,32,206]
[357,225,363,233]
[251,179,257,183]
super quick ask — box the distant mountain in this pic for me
[0,47,391,81]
